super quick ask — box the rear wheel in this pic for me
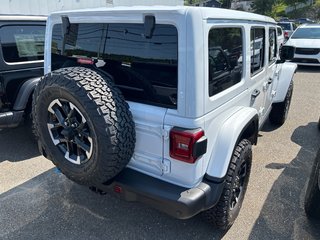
[203,139,252,230]
[32,67,135,186]
[269,81,293,126]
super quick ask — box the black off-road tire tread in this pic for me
[304,149,320,219]
[32,67,135,186]
[269,81,293,126]
[203,139,252,230]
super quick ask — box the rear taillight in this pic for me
[284,31,289,38]
[170,127,207,164]
[77,58,94,65]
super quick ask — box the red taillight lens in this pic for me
[170,127,207,163]
[77,58,94,65]
[114,185,122,193]
[284,32,289,38]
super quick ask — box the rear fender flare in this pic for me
[206,107,258,179]
[13,77,41,111]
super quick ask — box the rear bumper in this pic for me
[94,168,225,219]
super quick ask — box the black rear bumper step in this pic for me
[93,168,225,219]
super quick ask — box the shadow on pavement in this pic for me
[0,124,40,163]
[0,169,227,240]
[260,118,281,133]
[249,122,320,240]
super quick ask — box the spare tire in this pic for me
[32,67,135,186]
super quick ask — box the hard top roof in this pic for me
[50,6,275,24]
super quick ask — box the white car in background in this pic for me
[285,24,320,66]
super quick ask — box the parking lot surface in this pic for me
[1,66,320,240]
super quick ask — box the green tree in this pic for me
[184,0,202,5]
[252,0,277,15]
[221,0,232,8]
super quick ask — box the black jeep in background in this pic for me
[0,15,46,128]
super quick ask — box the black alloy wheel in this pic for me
[47,99,93,165]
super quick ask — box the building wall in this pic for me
[0,0,184,15]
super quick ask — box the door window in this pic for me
[269,28,277,64]
[208,27,243,96]
[250,27,265,75]
[0,25,45,62]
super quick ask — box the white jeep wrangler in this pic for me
[33,6,297,229]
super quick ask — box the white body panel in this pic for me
[273,62,297,103]
[206,107,258,178]
[45,6,295,188]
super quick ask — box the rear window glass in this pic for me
[52,23,178,109]
[278,23,291,30]
[0,25,45,63]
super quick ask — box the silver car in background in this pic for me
[278,22,297,39]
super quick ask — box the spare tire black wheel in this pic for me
[32,67,135,186]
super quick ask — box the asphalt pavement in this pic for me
[0,66,320,240]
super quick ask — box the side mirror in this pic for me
[278,46,295,63]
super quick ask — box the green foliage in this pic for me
[184,0,202,5]
[184,0,320,21]
[282,0,307,8]
[184,0,230,7]
[221,0,232,8]
[271,2,287,18]
[252,0,277,15]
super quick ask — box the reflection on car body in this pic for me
[251,37,264,70]
[209,47,242,96]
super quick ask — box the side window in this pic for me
[277,27,283,36]
[208,27,243,97]
[250,27,265,75]
[0,25,45,63]
[269,28,277,63]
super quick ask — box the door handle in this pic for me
[268,78,273,84]
[251,89,260,98]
